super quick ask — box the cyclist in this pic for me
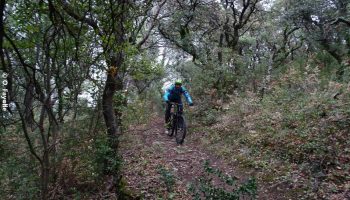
[163,80,194,134]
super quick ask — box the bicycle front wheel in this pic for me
[169,114,176,137]
[175,116,186,145]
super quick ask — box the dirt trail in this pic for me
[119,115,349,200]
[120,116,248,199]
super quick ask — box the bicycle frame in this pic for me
[169,102,182,119]
[168,102,186,144]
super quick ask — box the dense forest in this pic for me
[0,0,349,199]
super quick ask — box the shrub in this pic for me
[189,160,257,200]
[94,136,122,175]
[157,165,176,192]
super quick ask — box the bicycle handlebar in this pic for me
[168,102,182,105]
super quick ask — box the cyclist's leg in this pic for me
[165,102,171,129]
[178,101,183,114]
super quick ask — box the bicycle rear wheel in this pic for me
[175,116,186,144]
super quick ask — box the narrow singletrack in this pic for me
[119,116,287,200]
[120,116,244,199]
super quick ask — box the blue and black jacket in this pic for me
[163,85,193,104]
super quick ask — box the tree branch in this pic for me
[15,101,43,166]
[137,0,166,49]
[158,24,197,60]
[59,0,102,36]
[4,33,36,73]
[331,17,350,27]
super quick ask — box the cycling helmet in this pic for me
[175,79,182,85]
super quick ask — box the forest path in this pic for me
[119,115,246,199]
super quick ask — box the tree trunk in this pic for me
[102,54,124,196]
[260,53,274,100]
[41,151,50,200]
[56,67,64,123]
[39,103,49,200]
[102,73,120,150]
[24,79,35,130]
[218,33,224,65]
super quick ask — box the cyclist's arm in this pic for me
[163,86,173,102]
[182,87,193,104]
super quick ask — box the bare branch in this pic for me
[331,17,350,27]
[15,101,43,166]
[137,0,166,49]
[59,0,102,36]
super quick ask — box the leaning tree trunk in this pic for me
[102,53,125,196]
[102,69,122,150]
[100,3,129,196]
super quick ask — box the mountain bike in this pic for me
[168,102,187,145]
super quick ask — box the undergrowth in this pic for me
[191,63,350,199]
[189,160,257,200]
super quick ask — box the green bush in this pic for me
[157,165,176,192]
[0,155,40,199]
[189,160,257,200]
[191,104,220,126]
[94,136,122,175]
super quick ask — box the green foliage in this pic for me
[0,160,40,199]
[3,0,350,198]
[127,51,164,87]
[188,57,350,197]
[94,135,122,175]
[192,106,220,126]
[114,90,128,113]
[313,51,342,78]
[0,135,40,200]
[122,98,154,128]
[122,83,164,128]
[257,65,350,165]
[157,165,176,192]
[189,160,257,200]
